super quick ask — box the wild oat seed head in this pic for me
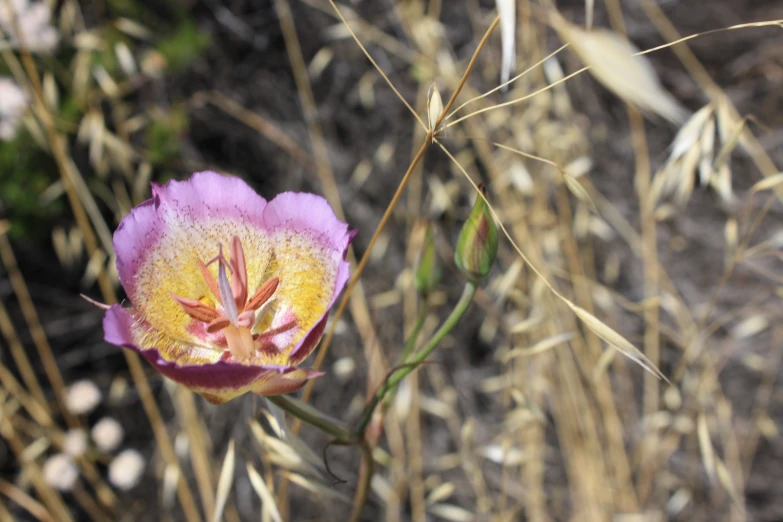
[65,379,102,415]
[43,453,79,491]
[63,429,88,457]
[108,449,145,491]
[91,417,124,452]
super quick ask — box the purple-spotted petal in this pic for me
[261,193,355,361]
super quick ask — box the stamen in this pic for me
[206,317,230,333]
[246,277,279,311]
[198,260,221,304]
[229,236,248,307]
[171,294,220,323]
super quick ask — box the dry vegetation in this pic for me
[1,0,783,521]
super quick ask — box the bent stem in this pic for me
[355,282,478,439]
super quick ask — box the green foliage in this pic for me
[0,135,63,240]
[146,105,188,164]
[156,21,211,72]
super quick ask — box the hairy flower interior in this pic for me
[170,236,292,361]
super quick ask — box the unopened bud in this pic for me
[454,185,498,281]
[427,83,443,132]
[414,221,440,295]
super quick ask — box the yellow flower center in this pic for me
[170,236,283,361]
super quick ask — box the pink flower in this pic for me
[103,172,354,404]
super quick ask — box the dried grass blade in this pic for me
[564,174,598,212]
[713,115,750,169]
[247,464,283,522]
[502,332,575,362]
[697,414,715,481]
[551,14,687,123]
[282,472,352,504]
[211,440,235,522]
[715,458,742,507]
[749,173,783,193]
[670,104,713,159]
[428,504,475,522]
[570,304,667,381]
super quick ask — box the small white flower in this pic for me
[42,453,79,491]
[65,380,102,415]
[0,0,59,53]
[63,429,88,457]
[91,417,124,453]
[0,77,28,141]
[108,449,145,491]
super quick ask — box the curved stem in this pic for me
[355,283,477,438]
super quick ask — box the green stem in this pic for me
[268,394,353,441]
[354,282,477,438]
[399,301,430,363]
[383,301,430,407]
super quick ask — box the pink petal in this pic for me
[113,197,165,299]
[262,193,355,361]
[263,192,351,251]
[152,171,268,228]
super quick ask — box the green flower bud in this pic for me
[454,185,498,282]
[414,221,440,295]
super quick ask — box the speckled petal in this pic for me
[261,193,354,362]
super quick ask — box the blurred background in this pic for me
[1,0,782,521]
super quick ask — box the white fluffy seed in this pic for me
[62,429,88,457]
[65,380,102,415]
[42,454,79,491]
[91,417,124,453]
[108,449,145,491]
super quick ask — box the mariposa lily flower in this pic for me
[102,171,354,404]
